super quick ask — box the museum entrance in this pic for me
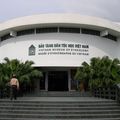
[48,71,68,91]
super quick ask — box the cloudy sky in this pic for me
[0,0,120,22]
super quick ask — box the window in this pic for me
[17,29,35,36]
[36,27,58,33]
[1,34,12,41]
[81,28,100,36]
[103,34,117,41]
[59,27,80,33]
[0,27,117,42]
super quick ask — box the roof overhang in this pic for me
[0,14,120,37]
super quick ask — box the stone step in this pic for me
[0,106,120,110]
[0,99,116,103]
[1,118,120,120]
[0,102,118,107]
[0,97,120,119]
[0,103,119,108]
[0,98,116,105]
[0,109,120,114]
[27,91,92,97]
[0,113,120,119]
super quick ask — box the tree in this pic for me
[0,57,43,97]
[75,56,120,90]
[75,62,91,91]
[89,56,120,88]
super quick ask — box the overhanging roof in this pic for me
[0,14,120,37]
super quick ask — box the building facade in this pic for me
[0,14,120,91]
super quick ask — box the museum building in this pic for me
[0,14,120,92]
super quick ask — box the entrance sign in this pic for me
[37,43,89,56]
[27,41,90,66]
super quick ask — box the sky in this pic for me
[0,0,120,22]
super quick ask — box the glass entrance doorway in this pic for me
[48,71,68,91]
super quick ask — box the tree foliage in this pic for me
[75,56,120,89]
[0,57,42,97]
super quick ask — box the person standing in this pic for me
[10,74,19,100]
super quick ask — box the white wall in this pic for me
[0,33,118,67]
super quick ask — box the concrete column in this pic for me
[45,71,48,91]
[68,70,71,91]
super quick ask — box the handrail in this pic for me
[92,86,117,100]
[92,84,120,104]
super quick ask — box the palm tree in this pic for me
[0,63,6,98]
[110,58,120,84]
[90,56,120,88]
[0,57,42,97]
[89,56,111,88]
[75,56,120,90]
[75,62,91,91]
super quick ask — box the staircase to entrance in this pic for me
[27,91,91,97]
[0,96,120,120]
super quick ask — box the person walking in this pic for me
[10,74,19,100]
